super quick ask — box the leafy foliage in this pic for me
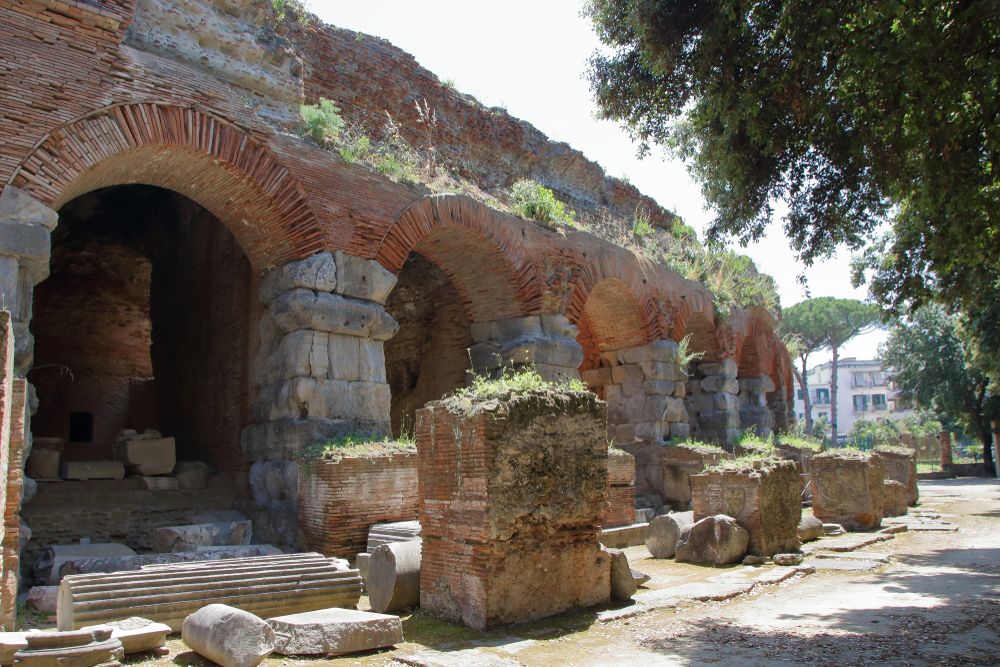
[510,180,579,229]
[586,0,999,367]
[450,366,587,402]
[676,333,704,374]
[298,434,415,461]
[300,98,344,148]
[849,418,901,447]
[734,430,775,454]
[881,304,998,473]
[775,433,823,452]
[663,245,780,316]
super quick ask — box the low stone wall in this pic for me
[691,459,800,556]
[686,359,741,447]
[602,448,635,528]
[417,390,610,629]
[811,451,884,530]
[297,449,418,560]
[660,444,729,511]
[19,477,237,578]
[876,447,918,506]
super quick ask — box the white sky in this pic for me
[310,0,887,365]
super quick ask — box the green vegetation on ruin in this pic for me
[775,433,823,451]
[708,452,784,472]
[297,433,416,461]
[448,366,587,403]
[672,439,726,455]
[734,430,775,454]
[509,179,581,231]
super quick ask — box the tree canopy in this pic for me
[881,305,998,475]
[587,0,999,352]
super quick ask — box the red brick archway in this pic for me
[377,195,543,322]
[7,103,322,270]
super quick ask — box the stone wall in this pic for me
[691,459,801,556]
[659,444,730,511]
[686,359,741,447]
[738,376,775,437]
[297,450,419,560]
[417,391,610,629]
[811,452,885,530]
[469,314,583,383]
[0,311,14,630]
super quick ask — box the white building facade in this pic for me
[793,358,911,441]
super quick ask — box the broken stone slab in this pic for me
[58,460,124,481]
[355,553,371,585]
[182,604,275,667]
[83,617,170,654]
[605,548,636,601]
[367,520,422,553]
[0,632,29,665]
[56,545,283,580]
[26,586,58,613]
[368,541,420,613]
[35,543,138,586]
[13,627,123,667]
[151,520,252,553]
[631,569,650,587]
[266,608,403,656]
[646,511,693,558]
[772,553,804,566]
[675,515,749,566]
[142,476,179,491]
[798,515,824,542]
[814,551,892,563]
[823,523,846,535]
[598,523,648,549]
[58,553,362,632]
[113,437,176,476]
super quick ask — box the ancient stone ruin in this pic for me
[811,451,885,530]
[416,389,611,629]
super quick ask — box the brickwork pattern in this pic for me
[416,393,610,629]
[691,460,801,556]
[659,444,730,510]
[602,448,635,528]
[297,452,419,560]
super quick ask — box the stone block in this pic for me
[883,480,908,517]
[260,253,337,303]
[142,476,179,491]
[798,515,823,542]
[367,541,421,613]
[84,617,170,655]
[643,395,668,422]
[581,367,613,387]
[0,632,28,665]
[691,459,801,556]
[0,221,49,277]
[417,391,611,629]
[698,409,741,430]
[540,313,577,339]
[13,628,123,667]
[646,511,693,558]
[266,330,331,381]
[241,418,390,461]
[663,397,687,423]
[877,448,919,506]
[55,546,285,580]
[0,186,58,229]
[359,339,387,383]
[114,437,176,476]
[612,423,635,445]
[269,289,399,340]
[643,380,674,396]
[59,461,124,481]
[714,392,739,411]
[659,445,727,508]
[35,544,138,586]
[698,358,738,378]
[151,520,252,553]
[811,452,885,530]
[675,515,749,565]
[639,360,683,382]
[499,335,584,370]
[182,604,275,667]
[669,423,691,441]
[26,586,58,613]
[266,608,403,657]
[259,377,391,423]
[701,376,739,394]
[633,421,664,442]
[611,364,644,385]
[326,333,361,381]
[621,382,644,398]
[333,251,398,304]
[26,448,59,480]
[606,548,637,601]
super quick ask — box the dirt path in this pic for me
[138,478,999,667]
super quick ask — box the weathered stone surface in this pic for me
[241,417,390,462]
[368,541,421,613]
[35,543,138,586]
[675,515,749,566]
[58,553,362,632]
[257,377,391,423]
[58,461,124,481]
[883,480,909,517]
[772,552,804,566]
[645,511,693,558]
[25,448,59,480]
[355,553,371,584]
[142,476,179,491]
[691,459,801,557]
[811,452,884,530]
[267,608,403,656]
[269,289,399,340]
[260,253,337,303]
[84,617,170,654]
[367,521,422,553]
[151,520,252,553]
[0,186,58,230]
[334,251,398,304]
[13,627,123,667]
[659,445,728,510]
[0,632,28,665]
[877,448,919,506]
[57,545,284,579]
[606,548,637,601]
[798,515,824,543]
[631,569,651,587]
[114,437,176,476]
[26,586,57,613]
[182,604,275,667]
[175,468,207,490]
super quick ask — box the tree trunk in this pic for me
[830,343,840,445]
[794,354,813,436]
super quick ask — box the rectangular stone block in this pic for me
[416,392,611,629]
[151,520,252,553]
[114,437,176,476]
[581,367,612,387]
[267,608,403,656]
[639,361,682,381]
[59,461,124,481]
[811,452,885,530]
[876,448,918,506]
[611,364,643,385]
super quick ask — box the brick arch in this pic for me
[8,103,322,270]
[376,195,543,322]
[574,278,653,361]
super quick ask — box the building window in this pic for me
[797,389,804,400]
[814,388,830,404]
[853,394,869,412]
[872,372,886,386]
[872,394,887,410]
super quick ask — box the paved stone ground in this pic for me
[101,477,999,665]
